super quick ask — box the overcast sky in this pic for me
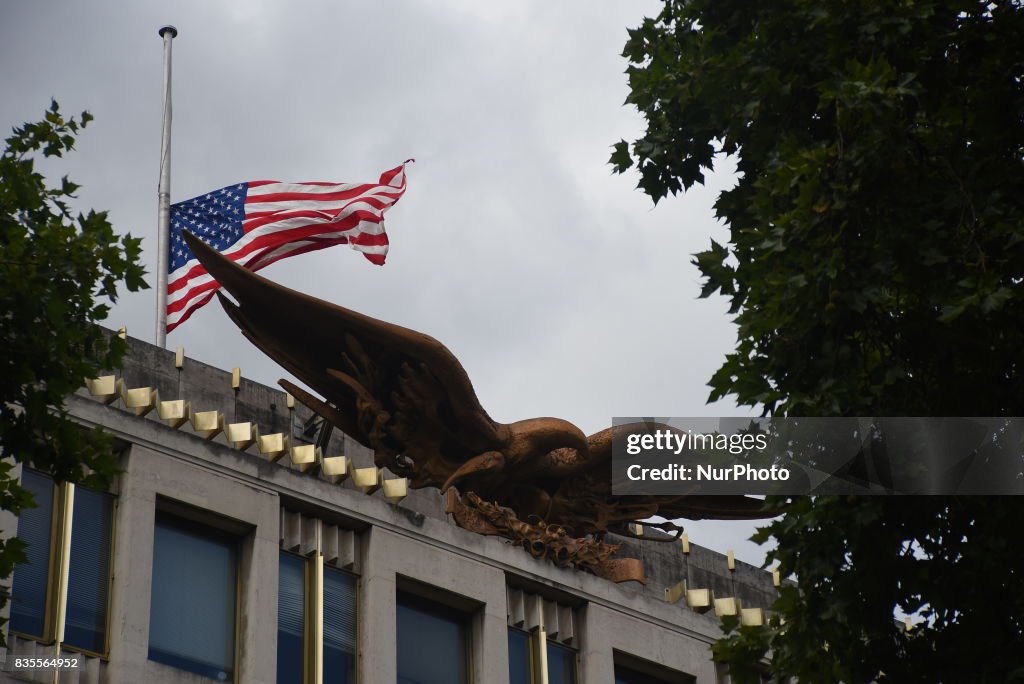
[1,0,775,567]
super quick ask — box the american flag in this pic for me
[166,161,411,333]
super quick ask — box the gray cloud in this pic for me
[1,0,772,565]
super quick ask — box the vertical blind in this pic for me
[277,552,305,684]
[10,471,114,653]
[323,566,357,683]
[64,486,113,653]
[9,470,55,638]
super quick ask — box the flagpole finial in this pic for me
[159,25,178,38]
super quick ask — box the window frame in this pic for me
[614,650,697,684]
[276,540,361,684]
[396,588,473,684]
[507,626,579,684]
[276,549,310,684]
[9,469,117,659]
[545,637,579,684]
[147,508,242,681]
[508,625,535,684]
[321,560,359,684]
[8,469,59,644]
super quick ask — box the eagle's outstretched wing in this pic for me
[183,231,510,488]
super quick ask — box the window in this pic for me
[616,654,696,684]
[148,513,238,680]
[276,539,357,684]
[508,628,532,684]
[506,588,579,684]
[546,640,578,684]
[277,552,305,684]
[507,626,578,684]
[65,485,114,653]
[9,470,113,655]
[9,471,54,639]
[323,565,357,682]
[397,592,468,684]
[616,664,676,684]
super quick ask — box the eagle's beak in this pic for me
[441,451,506,492]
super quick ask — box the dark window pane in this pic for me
[148,514,237,680]
[396,593,467,684]
[10,471,55,638]
[323,566,356,684]
[277,553,305,684]
[508,628,531,684]
[547,641,577,684]
[64,486,113,653]
[615,664,678,684]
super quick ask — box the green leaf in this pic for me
[609,140,634,172]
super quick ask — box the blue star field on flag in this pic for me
[169,184,247,272]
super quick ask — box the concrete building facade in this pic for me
[1,336,778,684]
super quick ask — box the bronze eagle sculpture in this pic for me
[184,232,774,581]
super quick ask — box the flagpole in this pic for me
[155,25,177,348]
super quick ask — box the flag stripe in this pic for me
[165,161,410,333]
[240,205,391,233]
[246,185,392,203]
[244,196,397,217]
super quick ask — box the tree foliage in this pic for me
[0,101,147,639]
[613,1,1024,681]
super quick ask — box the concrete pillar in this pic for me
[359,527,397,684]
[579,602,714,684]
[104,444,279,684]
